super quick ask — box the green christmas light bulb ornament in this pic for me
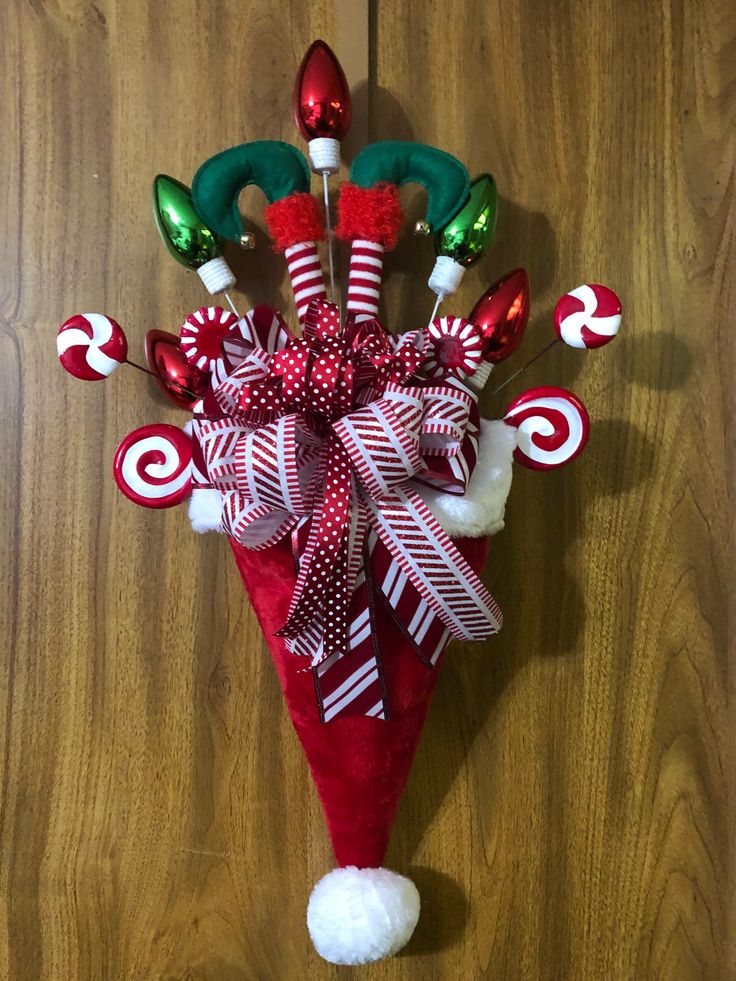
[152,175,238,295]
[428,173,499,304]
[436,173,498,266]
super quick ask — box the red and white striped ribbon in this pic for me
[284,242,327,323]
[347,240,384,317]
[287,518,386,722]
[368,531,450,667]
[364,486,502,641]
[314,573,387,722]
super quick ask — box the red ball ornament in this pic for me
[468,268,530,364]
[294,39,352,141]
[57,313,128,381]
[113,424,192,508]
[553,283,622,349]
[503,386,590,471]
[145,330,209,410]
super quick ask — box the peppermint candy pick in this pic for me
[554,284,622,350]
[179,306,239,373]
[424,315,484,380]
[113,424,192,508]
[57,313,128,380]
[504,386,590,470]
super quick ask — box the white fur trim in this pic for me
[307,866,420,965]
[188,488,224,534]
[414,419,517,537]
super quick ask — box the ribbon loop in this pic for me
[332,397,422,501]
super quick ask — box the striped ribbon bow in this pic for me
[195,300,502,719]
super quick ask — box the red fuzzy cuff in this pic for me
[265,193,324,252]
[335,183,403,251]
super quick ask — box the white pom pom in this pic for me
[307,867,420,965]
[308,137,341,174]
[197,256,236,294]
[188,488,224,534]
[428,256,466,297]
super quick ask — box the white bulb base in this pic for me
[309,137,341,175]
[428,256,466,298]
[197,256,236,294]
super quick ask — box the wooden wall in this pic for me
[1,0,733,977]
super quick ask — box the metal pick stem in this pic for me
[125,360,198,400]
[323,171,338,308]
[124,358,158,379]
[427,292,444,327]
[492,338,561,394]
[224,291,241,320]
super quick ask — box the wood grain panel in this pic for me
[0,0,733,977]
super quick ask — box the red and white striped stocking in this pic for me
[346,239,384,318]
[285,241,328,324]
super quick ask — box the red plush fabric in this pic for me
[264,192,324,252]
[335,182,403,251]
[229,534,490,869]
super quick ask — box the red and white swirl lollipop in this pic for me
[424,315,484,380]
[57,313,128,380]
[179,305,239,374]
[503,386,590,470]
[554,284,621,350]
[113,424,192,508]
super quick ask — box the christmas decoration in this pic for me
[293,39,351,303]
[145,330,209,409]
[503,386,590,470]
[554,283,622,349]
[153,175,237,294]
[469,268,530,363]
[429,173,499,305]
[294,39,351,175]
[423,315,484,380]
[57,313,128,380]
[336,141,470,318]
[493,282,623,394]
[179,305,239,374]
[113,424,192,507]
[56,44,623,967]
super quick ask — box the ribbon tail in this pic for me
[363,486,502,640]
[367,529,451,668]
[278,438,360,663]
[313,564,388,722]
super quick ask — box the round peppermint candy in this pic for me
[113,424,192,508]
[424,315,484,380]
[179,305,238,373]
[554,283,621,349]
[57,313,128,381]
[504,386,590,471]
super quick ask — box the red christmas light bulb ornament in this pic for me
[468,268,530,364]
[145,330,209,410]
[294,39,351,174]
